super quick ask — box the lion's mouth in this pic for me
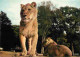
[22,18,32,22]
[26,19,30,21]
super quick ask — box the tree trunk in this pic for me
[41,37,45,54]
[41,46,44,54]
[0,21,1,47]
[72,43,74,56]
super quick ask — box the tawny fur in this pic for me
[43,37,72,57]
[19,2,38,56]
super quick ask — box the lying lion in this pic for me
[43,37,72,57]
[19,2,38,57]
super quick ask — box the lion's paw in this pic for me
[29,54,36,57]
[20,51,27,56]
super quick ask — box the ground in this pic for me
[0,51,80,57]
[0,51,44,57]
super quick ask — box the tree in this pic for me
[60,7,80,54]
[0,11,18,50]
[50,7,80,54]
[38,1,54,53]
[12,25,20,46]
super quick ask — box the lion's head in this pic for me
[20,2,38,23]
[43,37,57,47]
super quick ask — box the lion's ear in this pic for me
[21,4,24,8]
[31,2,36,7]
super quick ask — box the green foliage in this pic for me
[38,1,53,38]
[52,6,80,53]
[12,25,19,37]
[57,37,70,47]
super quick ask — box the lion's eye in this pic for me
[46,40,48,42]
[28,9,31,11]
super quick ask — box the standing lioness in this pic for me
[19,2,38,56]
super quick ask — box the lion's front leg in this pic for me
[19,34,27,56]
[27,38,32,55]
[30,34,38,56]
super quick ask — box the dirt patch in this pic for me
[0,51,44,57]
[0,51,79,57]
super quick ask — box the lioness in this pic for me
[43,37,72,57]
[19,2,38,56]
